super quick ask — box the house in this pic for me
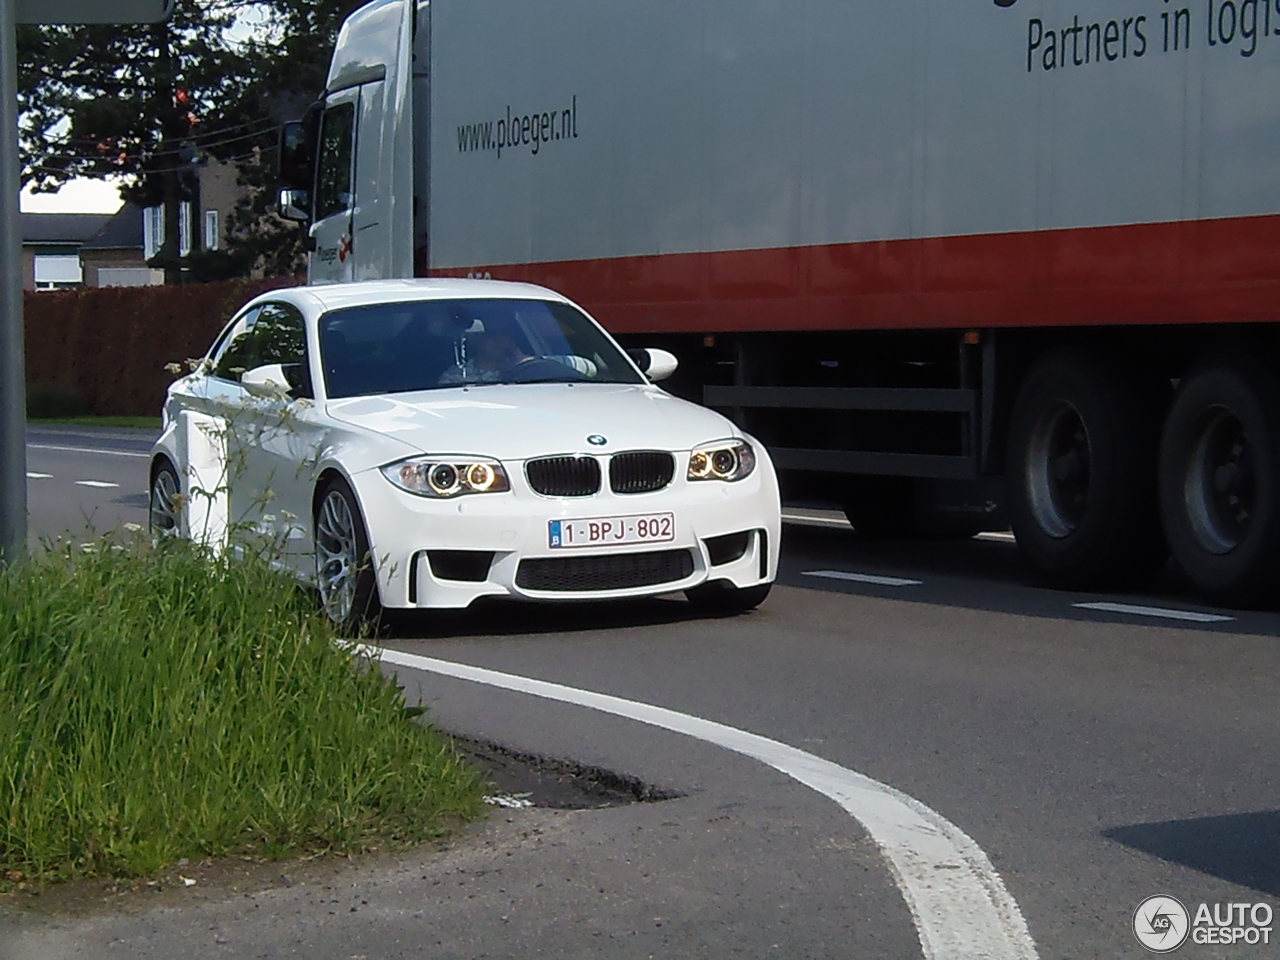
[141,159,239,270]
[20,213,110,291]
[80,205,164,288]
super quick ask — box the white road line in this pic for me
[74,480,120,489]
[803,569,924,587]
[26,472,52,479]
[781,511,852,529]
[27,443,149,459]
[366,647,1039,960]
[1072,601,1235,623]
[975,531,1017,543]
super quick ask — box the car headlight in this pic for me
[381,456,511,498]
[688,439,756,482]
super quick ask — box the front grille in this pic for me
[516,549,695,592]
[609,451,676,494]
[526,456,601,497]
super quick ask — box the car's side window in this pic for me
[210,307,262,382]
[254,303,313,398]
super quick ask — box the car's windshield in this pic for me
[318,298,646,399]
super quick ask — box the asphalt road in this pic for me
[7,427,1280,959]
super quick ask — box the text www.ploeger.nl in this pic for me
[456,96,578,158]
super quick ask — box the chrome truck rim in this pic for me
[149,469,179,537]
[1025,400,1091,539]
[1183,407,1253,555]
[316,490,358,623]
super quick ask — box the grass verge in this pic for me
[0,535,484,884]
[29,416,163,430]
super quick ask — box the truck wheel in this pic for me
[841,476,916,537]
[1006,349,1166,588]
[1158,355,1280,606]
[314,477,382,632]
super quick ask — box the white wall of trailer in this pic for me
[421,0,1280,270]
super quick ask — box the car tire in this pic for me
[314,477,382,631]
[1005,348,1167,589]
[685,580,771,615]
[1158,354,1280,606]
[841,476,917,537]
[149,458,182,539]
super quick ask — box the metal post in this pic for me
[0,0,27,565]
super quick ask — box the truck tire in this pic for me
[1158,355,1280,606]
[1005,348,1166,588]
[841,476,916,537]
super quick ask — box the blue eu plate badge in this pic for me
[549,520,563,547]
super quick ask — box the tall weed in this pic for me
[0,536,482,881]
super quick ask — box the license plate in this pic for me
[549,513,675,548]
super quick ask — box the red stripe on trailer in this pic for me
[430,214,1280,334]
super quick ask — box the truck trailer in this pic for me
[277,0,1280,605]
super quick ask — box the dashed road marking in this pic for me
[975,531,1017,543]
[26,472,52,479]
[75,480,120,489]
[1073,601,1234,623]
[28,443,149,459]
[803,570,924,587]
[781,510,851,529]
[368,647,1039,960]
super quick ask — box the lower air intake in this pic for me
[516,549,695,592]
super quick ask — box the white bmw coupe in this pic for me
[150,279,780,626]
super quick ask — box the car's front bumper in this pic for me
[349,449,781,609]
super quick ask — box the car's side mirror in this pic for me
[278,188,311,223]
[242,363,302,399]
[628,347,679,382]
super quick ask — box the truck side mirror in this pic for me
[278,119,315,190]
[278,188,311,223]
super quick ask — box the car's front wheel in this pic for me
[314,477,381,631]
[149,458,181,539]
[685,580,771,616]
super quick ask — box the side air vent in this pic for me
[703,531,751,566]
[427,550,495,582]
[609,451,676,494]
[526,456,602,497]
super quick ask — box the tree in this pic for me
[18,2,250,282]
[17,0,364,282]
[215,0,366,279]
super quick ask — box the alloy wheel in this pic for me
[316,489,359,623]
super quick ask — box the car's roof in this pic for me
[268,278,572,314]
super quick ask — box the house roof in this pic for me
[20,212,112,246]
[81,204,144,251]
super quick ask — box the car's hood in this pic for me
[325,383,738,461]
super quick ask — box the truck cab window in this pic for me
[314,102,355,222]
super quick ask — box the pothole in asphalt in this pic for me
[452,735,684,810]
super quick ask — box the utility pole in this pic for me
[0,0,174,567]
[0,0,25,566]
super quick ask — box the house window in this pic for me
[204,209,220,251]
[143,205,164,260]
[179,201,193,257]
[32,254,82,289]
